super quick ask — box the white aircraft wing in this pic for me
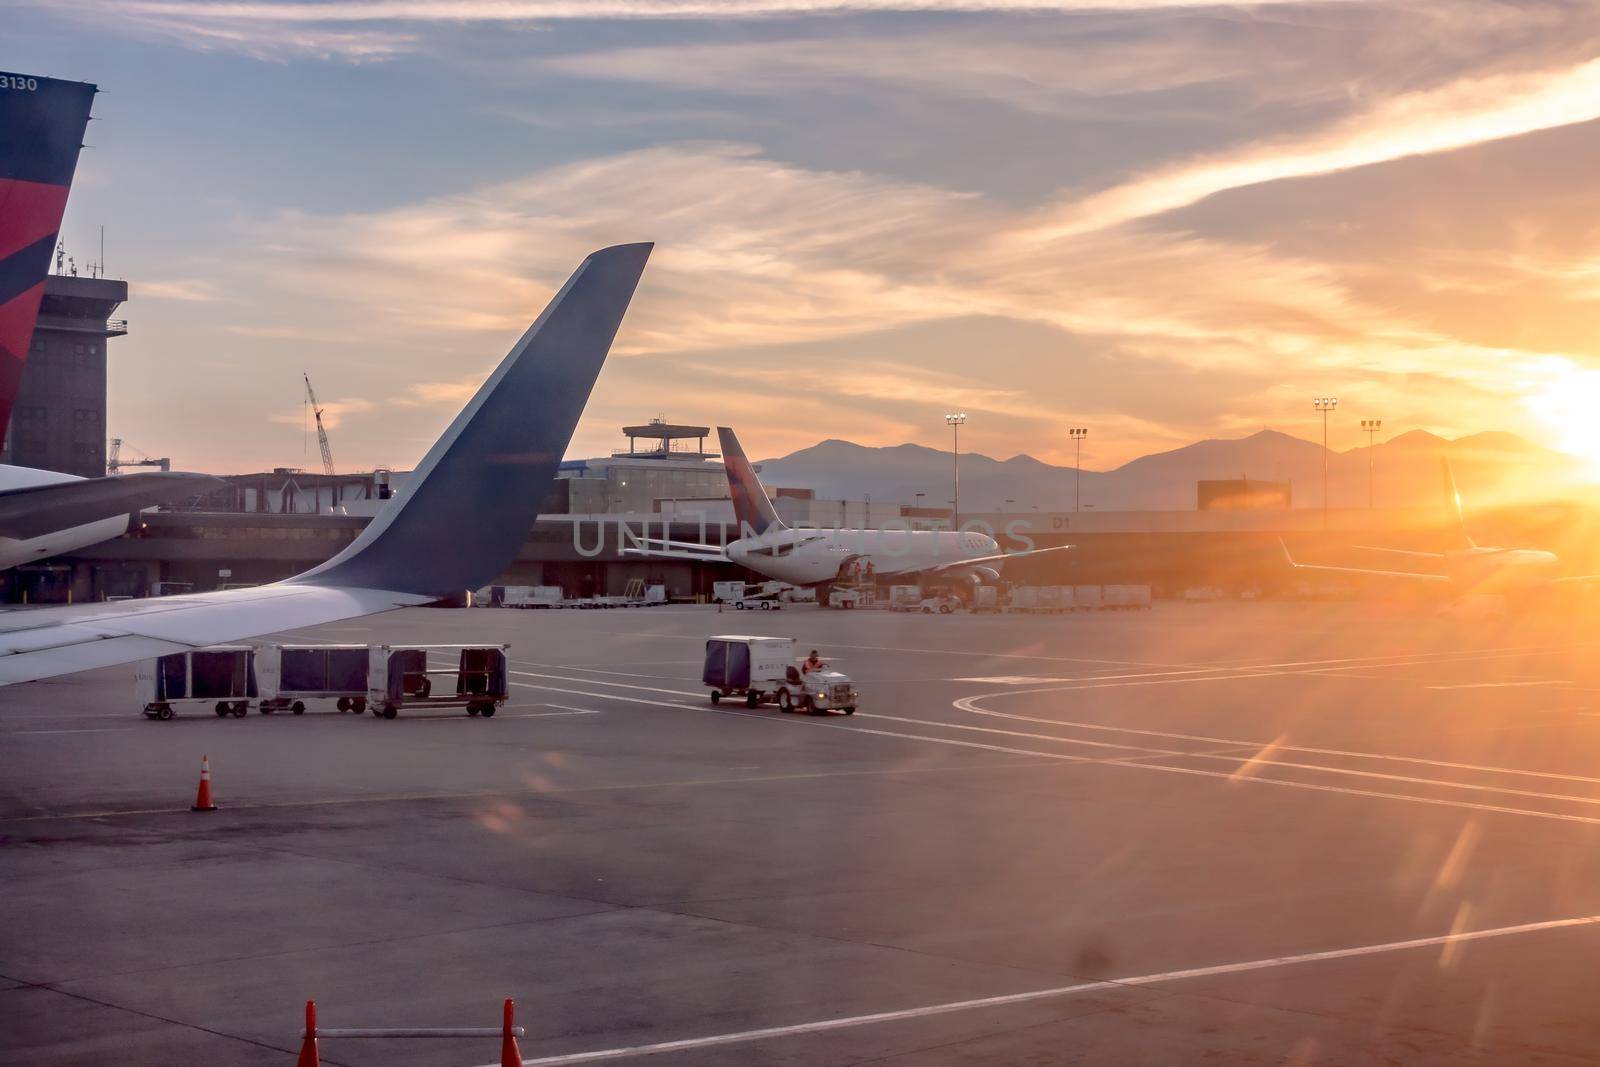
[621,536,729,558]
[621,546,733,563]
[0,586,432,684]
[919,544,1074,576]
[1549,574,1600,585]
[1279,539,1450,583]
[0,242,653,686]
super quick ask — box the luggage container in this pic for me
[137,646,258,720]
[1036,586,1064,613]
[1073,585,1104,610]
[1103,584,1152,610]
[256,643,371,714]
[1008,586,1038,612]
[503,586,563,608]
[367,644,510,719]
[972,586,1000,612]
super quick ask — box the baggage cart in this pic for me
[137,646,258,720]
[367,644,510,719]
[256,643,371,714]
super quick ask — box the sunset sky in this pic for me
[8,0,1600,472]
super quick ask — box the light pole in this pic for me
[1313,397,1338,528]
[946,413,966,528]
[1361,418,1381,508]
[1068,427,1088,512]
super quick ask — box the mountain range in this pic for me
[754,429,1591,512]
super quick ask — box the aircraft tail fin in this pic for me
[0,72,97,446]
[1441,456,1475,550]
[718,426,786,536]
[295,243,652,597]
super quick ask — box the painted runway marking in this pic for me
[954,676,1078,685]
[530,705,604,717]
[1425,680,1574,690]
[506,677,1600,826]
[509,670,703,699]
[870,712,1600,811]
[487,913,1600,1065]
[950,695,1600,787]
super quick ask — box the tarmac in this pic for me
[7,599,1600,1065]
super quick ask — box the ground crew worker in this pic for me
[803,650,826,673]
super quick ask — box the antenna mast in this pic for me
[302,372,336,477]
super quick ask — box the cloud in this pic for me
[542,28,1263,114]
[46,0,1367,59]
[213,138,1582,464]
[140,279,232,302]
[391,376,486,407]
[1025,54,1600,238]
[267,397,377,428]
[87,0,1369,23]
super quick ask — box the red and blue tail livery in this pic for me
[0,72,96,444]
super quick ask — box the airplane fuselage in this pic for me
[1444,546,1562,591]
[726,527,1001,586]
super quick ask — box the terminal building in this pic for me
[0,287,1493,609]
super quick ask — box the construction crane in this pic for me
[303,372,336,477]
[107,438,171,474]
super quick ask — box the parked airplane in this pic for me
[1281,458,1595,592]
[0,71,219,570]
[0,241,653,684]
[627,426,1068,596]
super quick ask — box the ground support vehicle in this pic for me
[367,644,509,719]
[255,643,370,714]
[137,646,257,720]
[702,635,859,715]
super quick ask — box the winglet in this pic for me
[718,426,787,536]
[1279,537,1301,569]
[0,72,97,446]
[1441,456,1475,551]
[295,243,652,596]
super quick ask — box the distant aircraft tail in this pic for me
[718,426,786,536]
[0,72,97,447]
[1441,456,1475,551]
[294,243,652,597]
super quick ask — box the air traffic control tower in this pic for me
[0,272,128,478]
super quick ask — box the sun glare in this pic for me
[1527,366,1600,475]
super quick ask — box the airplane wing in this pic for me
[0,471,222,539]
[0,585,432,683]
[1279,539,1450,583]
[620,547,732,563]
[0,242,652,685]
[919,544,1074,576]
[1549,574,1600,586]
[619,535,730,562]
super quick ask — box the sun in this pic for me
[1526,365,1600,475]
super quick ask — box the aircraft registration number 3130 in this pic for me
[1,75,40,91]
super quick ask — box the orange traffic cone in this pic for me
[191,755,217,812]
[502,997,522,1067]
[296,1000,319,1067]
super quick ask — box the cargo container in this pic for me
[256,643,370,714]
[137,646,257,720]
